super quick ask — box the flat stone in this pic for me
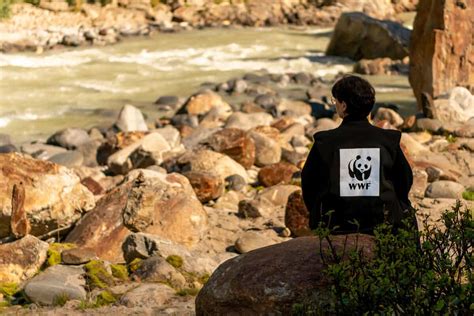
[47,128,91,150]
[25,265,86,306]
[425,180,465,199]
[48,151,84,168]
[120,283,175,308]
[61,248,97,265]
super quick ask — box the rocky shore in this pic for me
[0,65,472,313]
[0,1,473,314]
[0,0,418,53]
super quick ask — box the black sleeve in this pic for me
[301,136,328,230]
[391,139,413,211]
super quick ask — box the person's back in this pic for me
[301,75,414,234]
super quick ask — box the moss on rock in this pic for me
[110,264,128,281]
[46,243,76,267]
[166,255,183,269]
[128,258,142,273]
[84,260,115,289]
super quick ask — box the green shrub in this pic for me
[0,0,11,19]
[110,264,128,281]
[301,201,473,314]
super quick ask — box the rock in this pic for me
[122,171,208,248]
[204,128,256,169]
[181,90,231,117]
[425,180,465,199]
[307,118,339,136]
[257,184,301,208]
[182,126,219,149]
[238,199,273,219]
[120,283,174,308]
[0,133,11,146]
[414,118,443,133]
[282,147,309,166]
[183,171,224,203]
[225,112,274,131]
[48,151,84,168]
[154,125,182,149]
[196,235,375,315]
[132,256,186,288]
[80,177,104,196]
[0,153,95,239]
[280,123,306,145]
[115,104,148,132]
[24,265,86,306]
[431,87,474,124]
[0,144,18,153]
[254,93,280,110]
[76,140,101,167]
[21,143,67,160]
[409,0,473,109]
[285,190,311,237]
[258,162,299,187]
[0,235,48,284]
[122,233,217,276]
[373,107,404,127]
[47,128,91,150]
[248,130,281,167]
[291,135,311,148]
[224,174,246,192]
[234,231,277,254]
[353,57,406,75]
[10,183,30,238]
[326,12,410,60]
[277,99,312,117]
[176,149,250,183]
[65,183,133,263]
[155,95,180,110]
[61,248,97,265]
[425,166,442,183]
[107,132,171,175]
[411,169,428,198]
[39,0,69,12]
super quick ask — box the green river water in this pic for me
[0,27,416,144]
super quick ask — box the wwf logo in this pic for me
[348,155,372,181]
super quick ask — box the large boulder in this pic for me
[0,235,49,284]
[65,182,133,263]
[409,0,473,109]
[122,171,208,248]
[326,12,411,60]
[0,153,95,238]
[196,235,375,315]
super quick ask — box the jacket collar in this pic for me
[340,114,370,126]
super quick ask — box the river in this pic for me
[0,27,416,144]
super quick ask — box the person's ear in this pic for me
[341,101,347,115]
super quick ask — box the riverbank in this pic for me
[0,68,472,314]
[0,0,417,53]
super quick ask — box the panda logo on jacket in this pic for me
[340,148,380,197]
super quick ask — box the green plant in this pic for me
[462,191,474,201]
[52,293,70,307]
[166,255,184,269]
[306,201,473,314]
[446,133,457,144]
[0,0,11,19]
[24,0,40,6]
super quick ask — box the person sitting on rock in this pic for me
[301,75,416,234]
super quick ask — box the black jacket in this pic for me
[301,115,413,234]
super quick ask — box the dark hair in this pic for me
[331,75,375,118]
